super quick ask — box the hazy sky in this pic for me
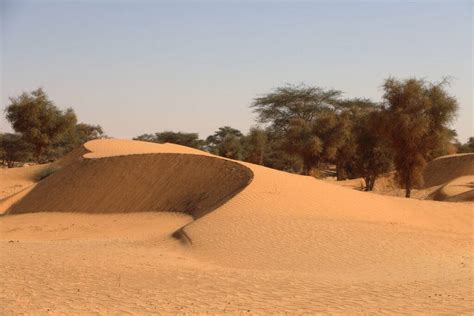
[1,0,472,141]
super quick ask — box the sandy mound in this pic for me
[0,162,53,214]
[423,153,474,188]
[422,154,474,202]
[183,161,472,274]
[0,164,48,200]
[429,175,474,202]
[8,153,253,219]
[2,139,472,314]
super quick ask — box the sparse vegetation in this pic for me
[35,165,62,181]
[2,79,463,198]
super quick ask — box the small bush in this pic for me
[36,165,62,181]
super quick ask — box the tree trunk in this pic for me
[364,176,371,191]
[370,177,376,191]
[302,158,312,176]
[364,175,376,191]
[336,163,347,181]
[405,180,411,198]
[7,159,14,168]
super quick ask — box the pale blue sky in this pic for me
[1,0,472,141]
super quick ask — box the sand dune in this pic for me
[8,154,252,219]
[0,163,48,200]
[422,154,474,202]
[0,163,50,214]
[423,153,474,188]
[1,139,472,314]
[429,175,474,202]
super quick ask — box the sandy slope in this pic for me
[423,153,474,188]
[423,154,474,202]
[8,154,252,219]
[0,164,48,200]
[429,175,474,202]
[1,139,473,314]
[0,163,50,214]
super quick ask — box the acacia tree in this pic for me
[5,88,77,162]
[252,84,343,175]
[382,77,458,197]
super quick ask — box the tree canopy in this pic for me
[0,133,32,168]
[252,84,342,132]
[5,88,77,162]
[382,77,458,197]
[206,126,244,159]
[252,84,347,174]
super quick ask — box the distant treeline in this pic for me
[134,78,472,198]
[2,78,473,198]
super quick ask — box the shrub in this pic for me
[35,165,62,181]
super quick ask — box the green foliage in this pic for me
[351,110,393,191]
[456,137,474,153]
[241,127,268,165]
[0,133,33,168]
[134,131,205,149]
[334,98,393,191]
[5,88,77,162]
[382,77,458,197]
[252,84,347,174]
[260,130,303,173]
[50,123,106,160]
[252,84,342,132]
[206,126,244,159]
[75,123,105,144]
[35,165,62,181]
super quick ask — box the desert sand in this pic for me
[1,139,473,314]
